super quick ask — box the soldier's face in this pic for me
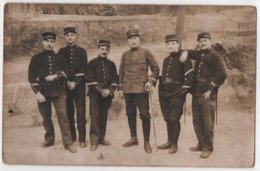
[198,38,211,50]
[42,39,55,50]
[65,32,76,44]
[98,46,110,57]
[128,36,140,48]
[166,41,179,53]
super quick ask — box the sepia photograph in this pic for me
[1,2,256,168]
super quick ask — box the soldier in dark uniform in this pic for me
[158,34,195,154]
[28,32,77,153]
[58,27,88,148]
[118,29,159,153]
[86,40,119,151]
[184,32,227,158]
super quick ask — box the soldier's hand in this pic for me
[36,92,46,103]
[180,50,188,63]
[118,91,124,99]
[203,90,212,100]
[45,74,58,82]
[179,87,189,96]
[145,82,153,92]
[69,81,76,90]
[101,89,111,97]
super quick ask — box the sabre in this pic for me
[148,91,158,152]
[184,96,186,125]
[215,94,218,125]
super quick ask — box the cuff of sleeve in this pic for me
[149,77,157,86]
[182,85,191,89]
[86,82,98,86]
[57,71,67,78]
[30,84,41,94]
[118,84,123,91]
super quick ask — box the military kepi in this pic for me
[197,32,211,41]
[42,32,56,40]
[98,39,110,47]
[126,29,140,39]
[64,27,76,35]
[165,34,179,43]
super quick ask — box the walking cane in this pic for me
[184,96,186,125]
[215,94,218,125]
[148,91,158,152]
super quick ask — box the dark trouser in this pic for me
[192,97,215,152]
[124,93,151,142]
[89,94,112,145]
[159,94,185,145]
[37,93,72,146]
[66,84,86,143]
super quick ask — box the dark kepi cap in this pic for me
[42,32,56,40]
[126,29,140,39]
[165,34,179,43]
[64,27,76,35]
[98,39,110,47]
[197,32,211,41]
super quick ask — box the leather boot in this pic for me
[144,141,152,153]
[128,116,137,137]
[158,141,171,149]
[142,119,152,153]
[122,137,139,147]
[158,122,171,149]
[168,144,178,154]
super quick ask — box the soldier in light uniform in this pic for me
[58,27,88,148]
[28,32,77,153]
[86,40,119,151]
[158,34,195,154]
[184,32,227,158]
[118,29,159,153]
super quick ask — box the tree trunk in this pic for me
[175,6,185,40]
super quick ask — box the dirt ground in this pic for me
[2,108,254,167]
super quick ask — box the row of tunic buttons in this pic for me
[165,57,173,77]
[70,48,74,71]
[102,61,106,80]
[48,56,53,74]
[197,53,204,78]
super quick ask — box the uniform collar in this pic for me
[67,43,77,48]
[97,55,108,60]
[200,48,211,54]
[169,51,179,58]
[43,49,55,55]
[130,46,140,51]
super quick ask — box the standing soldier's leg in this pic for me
[74,85,86,147]
[52,94,76,153]
[122,93,138,147]
[167,96,185,154]
[200,99,215,158]
[158,95,171,149]
[89,95,101,151]
[37,98,55,147]
[191,97,205,152]
[66,89,76,142]
[135,93,152,153]
[99,96,113,145]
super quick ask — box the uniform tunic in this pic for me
[188,48,227,152]
[118,47,159,141]
[58,44,88,143]
[28,50,73,146]
[118,47,159,93]
[86,56,119,145]
[158,51,194,145]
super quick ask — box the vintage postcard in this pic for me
[2,3,256,168]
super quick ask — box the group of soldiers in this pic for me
[28,26,227,159]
